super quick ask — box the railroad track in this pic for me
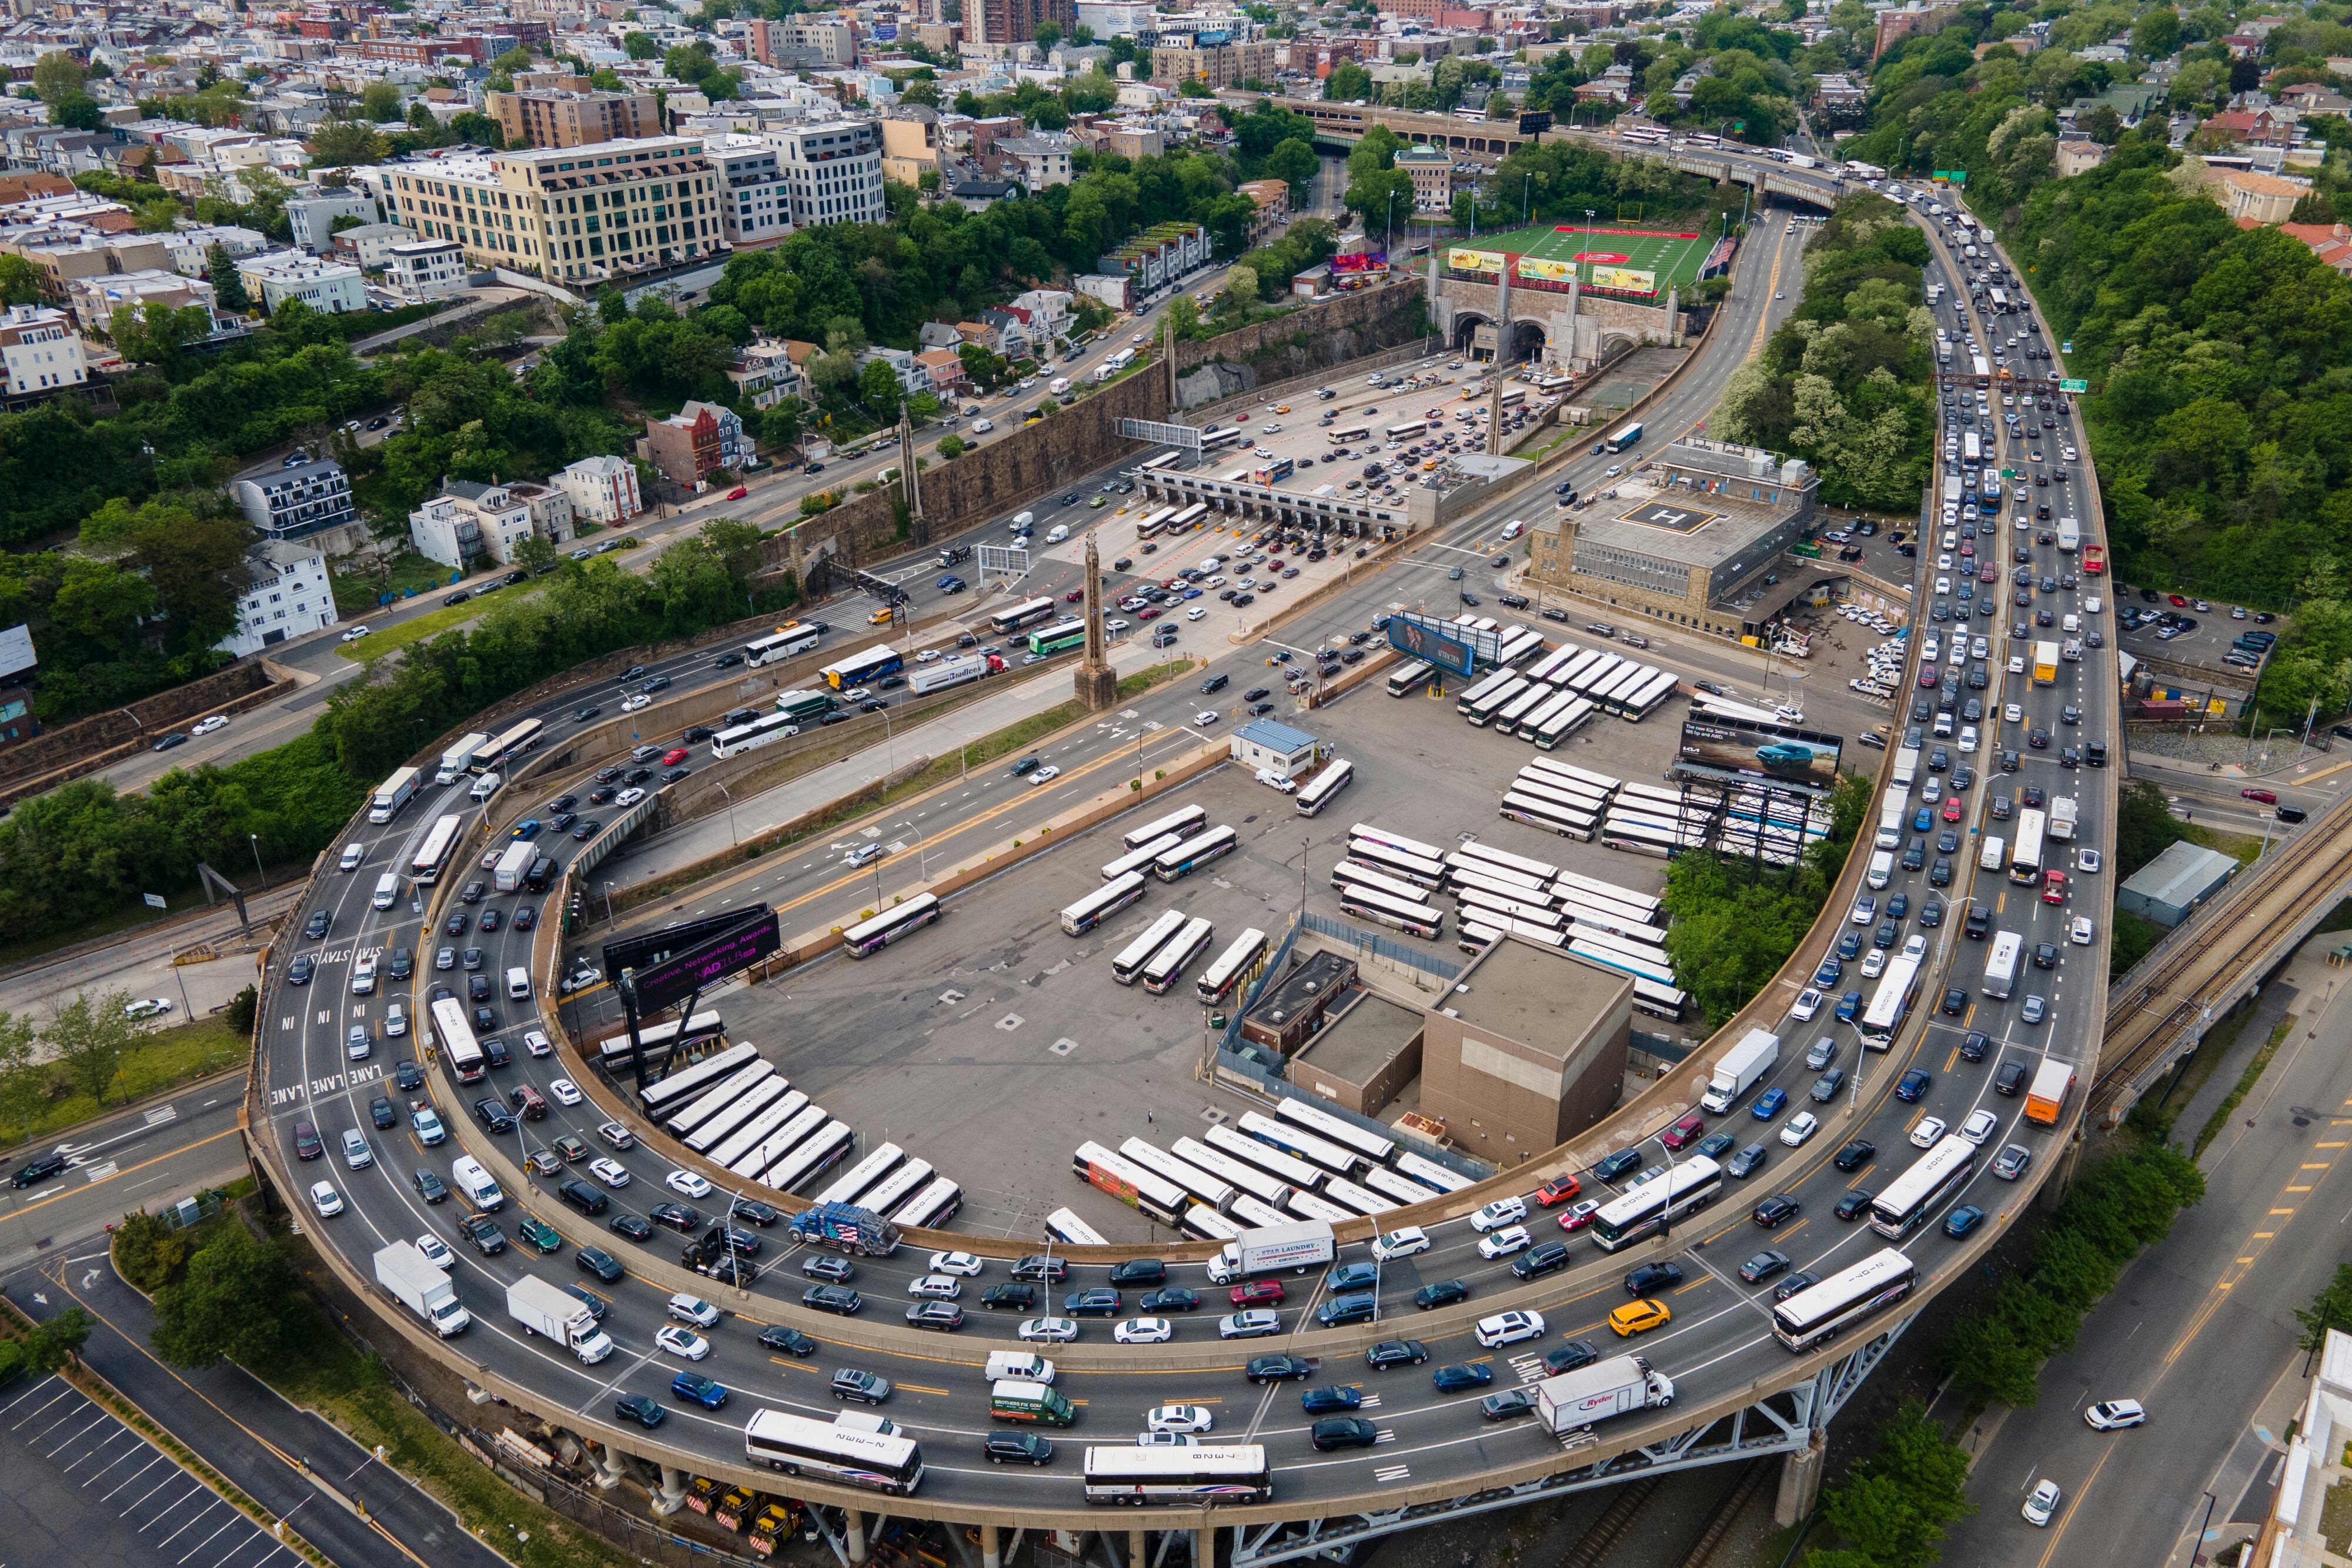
[1558,1476,1662,1568]
[2093,798,2352,1101]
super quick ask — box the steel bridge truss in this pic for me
[1219,1314,1912,1568]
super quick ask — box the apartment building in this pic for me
[770,121,885,227]
[557,454,643,523]
[285,190,378,254]
[235,252,368,313]
[1150,38,1277,88]
[386,237,468,297]
[711,133,790,246]
[487,86,662,149]
[219,542,339,657]
[373,135,723,285]
[0,303,84,396]
[746,16,859,66]
[232,459,356,542]
[879,108,942,185]
[968,0,1077,46]
[408,477,576,569]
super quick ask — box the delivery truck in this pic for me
[506,1275,614,1362]
[2023,1058,2076,1126]
[2032,641,2060,686]
[437,733,490,785]
[1204,1219,1337,1285]
[1700,1028,1780,1114]
[493,839,536,894]
[373,1241,472,1337]
[906,654,1004,697]
[368,766,420,824]
[1876,785,1906,850]
[2049,795,2078,841]
[789,1202,903,1256]
[1892,747,1919,790]
[1536,1353,1676,1435]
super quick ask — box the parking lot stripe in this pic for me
[178,1513,243,1563]
[93,1445,165,1492]
[152,1493,225,1545]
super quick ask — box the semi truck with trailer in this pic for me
[373,1241,472,1336]
[1536,1354,1676,1435]
[505,1275,612,1362]
[368,766,420,824]
[789,1202,903,1256]
[906,654,1005,697]
[1700,1029,1782,1114]
[1204,1219,1337,1284]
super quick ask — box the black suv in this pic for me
[9,1153,68,1188]
[1623,1261,1683,1294]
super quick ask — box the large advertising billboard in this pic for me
[1448,248,1504,275]
[1331,250,1387,274]
[1590,265,1658,293]
[1518,255,1573,283]
[626,910,781,1011]
[1387,616,1475,678]
[1678,713,1844,792]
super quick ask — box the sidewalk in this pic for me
[6,1262,510,1568]
[605,636,1179,887]
[2170,1351,2314,1568]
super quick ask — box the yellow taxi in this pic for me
[868,606,896,626]
[1608,1298,1671,1337]
[1274,404,1291,414]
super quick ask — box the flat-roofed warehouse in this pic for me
[1418,937,1633,1165]
[1528,437,1818,638]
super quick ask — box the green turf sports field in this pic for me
[1443,223,1715,297]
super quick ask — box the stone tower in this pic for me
[1074,530,1118,710]
[897,406,926,546]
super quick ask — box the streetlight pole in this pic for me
[602,879,616,925]
[716,781,737,846]
[250,833,267,888]
[897,819,929,881]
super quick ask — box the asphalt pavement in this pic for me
[0,1077,251,1276]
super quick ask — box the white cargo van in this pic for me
[505,966,532,1001]
[451,1155,503,1211]
[469,772,502,802]
[1045,524,1070,544]
[1866,850,1894,890]
[1979,835,2006,873]
[372,871,400,910]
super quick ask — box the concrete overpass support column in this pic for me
[1129,1528,1146,1568]
[584,1439,627,1490]
[1196,1524,1217,1568]
[981,1524,1001,1568]
[1775,1430,1827,1527]
[649,1465,687,1516]
[2040,1135,2084,1212]
[846,1512,870,1565]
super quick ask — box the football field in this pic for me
[1443,223,1715,299]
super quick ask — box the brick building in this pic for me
[487,88,662,149]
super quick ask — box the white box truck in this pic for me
[493,839,536,893]
[373,1241,472,1337]
[2049,795,2078,842]
[1876,787,1906,850]
[1536,1353,1675,1435]
[1204,1219,1336,1285]
[369,765,420,824]
[1700,1028,1780,1114]
[506,1275,613,1362]
[906,654,1000,696]
[1892,747,1919,790]
[438,733,489,785]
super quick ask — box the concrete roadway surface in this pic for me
[7,1264,508,1568]
[241,201,2126,1517]
[0,885,302,1035]
[0,1075,252,1275]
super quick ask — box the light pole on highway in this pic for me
[896,818,930,882]
[167,942,195,1018]
[716,781,739,846]
[602,880,617,925]
[250,833,266,889]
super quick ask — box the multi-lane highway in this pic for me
[240,159,2122,1544]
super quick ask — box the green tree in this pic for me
[856,357,904,422]
[624,31,660,59]
[2297,1263,2352,1353]
[1264,138,1319,203]
[510,533,558,576]
[24,1306,91,1373]
[206,242,249,313]
[44,990,135,1106]
[53,93,102,132]
[108,302,212,371]
[0,253,38,306]
[1325,61,1373,101]
[359,80,404,121]
[31,50,82,107]
[699,516,765,580]
[152,1225,309,1370]
[0,1008,40,1142]
[935,433,967,459]
[309,118,387,166]
[2130,8,2182,58]
[112,1209,189,1292]
[1033,19,1062,49]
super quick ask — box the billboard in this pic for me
[1387,616,1475,678]
[603,908,758,980]
[1589,265,1657,293]
[1448,248,1504,275]
[1331,250,1387,274]
[618,908,780,1012]
[1518,255,1573,283]
[1518,111,1554,136]
[1678,713,1844,793]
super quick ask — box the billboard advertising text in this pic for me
[1678,714,1843,792]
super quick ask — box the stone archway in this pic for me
[1502,319,1548,366]
[1449,310,1492,354]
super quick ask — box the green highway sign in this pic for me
[1932,169,1968,183]
[2060,378,2087,392]
[2060,339,2073,353]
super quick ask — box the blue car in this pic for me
[1181,586,1202,600]
[670,1372,728,1409]
[1432,1363,1494,1392]
[1837,932,1862,961]
[1751,1087,1788,1121]
[1327,1262,1379,1293]
[1943,1205,1985,1238]
[510,818,541,840]
[1300,1385,1364,1414]
[1913,807,1933,832]
[1836,989,1863,1022]
[1813,955,1842,987]
[1895,1068,1932,1102]
[1886,893,1909,918]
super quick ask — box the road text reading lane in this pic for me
[269,1063,382,1108]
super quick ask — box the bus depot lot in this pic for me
[716,689,1699,1241]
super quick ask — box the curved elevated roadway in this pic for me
[241,155,2122,1563]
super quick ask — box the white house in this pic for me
[557,454,643,524]
[385,237,467,299]
[218,541,338,656]
[407,479,575,569]
[235,252,368,315]
[0,304,86,396]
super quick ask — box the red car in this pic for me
[661,747,690,766]
[1137,608,1161,620]
[1064,589,1085,602]
[1659,1112,1706,1151]
[2169,593,2188,607]
[725,486,748,500]
[1942,796,1963,823]
[1534,1175,1582,1208]
[1556,1197,1603,1232]
[1229,1281,1285,1308]
[2042,869,2067,904]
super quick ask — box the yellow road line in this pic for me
[5,1128,243,1221]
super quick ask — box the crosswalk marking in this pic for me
[1373,1463,1412,1482]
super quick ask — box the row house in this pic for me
[409,477,577,569]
